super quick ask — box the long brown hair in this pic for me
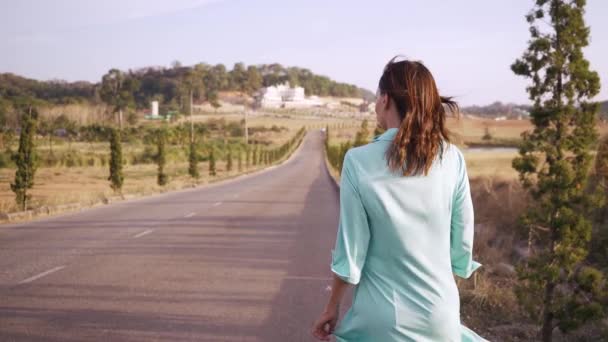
[378,57,458,176]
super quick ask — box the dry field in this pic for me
[0,121,308,215]
[0,159,265,214]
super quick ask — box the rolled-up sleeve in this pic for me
[450,150,482,279]
[331,151,370,285]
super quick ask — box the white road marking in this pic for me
[133,229,154,238]
[213,202,222,207]
[284,275,332,281]
[19,265,66,284]
[183,212,196,218]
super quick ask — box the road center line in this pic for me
[213,202,222,207]
[183,212,196,218]
[133,229,154,238]
[19,265,66,284]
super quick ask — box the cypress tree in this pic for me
[108,128,123,193]
[246,146,251,168]
[156,128,168,186]
[188,142,199,180]
[11,107,38,211]
[226,147,233,172]
[353,120,370,147]
[511,1,606,340]
[252,145,258,166]
[209,148,216,176]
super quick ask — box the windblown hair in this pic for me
[378,57,458,176]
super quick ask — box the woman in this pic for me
[312,58,487,341]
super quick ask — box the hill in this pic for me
[0,63,373,112]
[461,101,530,119]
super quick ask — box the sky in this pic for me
[1,0,607,106]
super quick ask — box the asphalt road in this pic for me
[0,130,343,342]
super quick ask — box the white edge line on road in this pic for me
[133,229,154,238]
[183,212,196,218]
[19,265,66,284]
[2,131,310,229]
[284,275,331,281]
[213,202,222,207]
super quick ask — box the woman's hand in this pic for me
[311,304,339,341]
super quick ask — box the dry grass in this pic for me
[0,115,316,215]
[464,150,519,179]
[39,103,109,126]
[458,177,531,340]
[447,116,531,144]
[0,160,270,214]
[191,112,361,129]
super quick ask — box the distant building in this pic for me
[151,101,159,117]
[255,82,322,108]
[144,100,172,121]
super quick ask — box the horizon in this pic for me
[2,0,607,106]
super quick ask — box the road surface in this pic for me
[0,130,343,342]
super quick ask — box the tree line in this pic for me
[325,120,379,174]
[7,106,307,211]
[0,62,374,127]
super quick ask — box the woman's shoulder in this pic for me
[441,141,465,160]
[343,141,387,171]
[438,142,468,178]
[343,139,466,175]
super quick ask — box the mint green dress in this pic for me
[330,128,488,342]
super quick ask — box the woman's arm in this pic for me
[312,151,369,340]
[311,273,351,341]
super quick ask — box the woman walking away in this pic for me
[312,57,488,341]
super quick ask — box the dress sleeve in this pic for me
[450,150,482,279]
[330,151,370,285]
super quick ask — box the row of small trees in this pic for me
[9,113,306,210]
[104,125,307,190]
[325,120,375,174]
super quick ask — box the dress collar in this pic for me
[373,127,399,142]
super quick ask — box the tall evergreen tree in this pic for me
[252,145,258,166]
[511,1,606,340]
[226,147,233,172]
[353,119,370,147]
[246,146,251,168]
[156,128,168,186]
[108,128,123,193]
[188,142,199,180]
[11,107,37,211]
[209,148,216,176]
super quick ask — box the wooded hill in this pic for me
[0,62,375,112]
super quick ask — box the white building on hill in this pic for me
[256,82,322,108]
